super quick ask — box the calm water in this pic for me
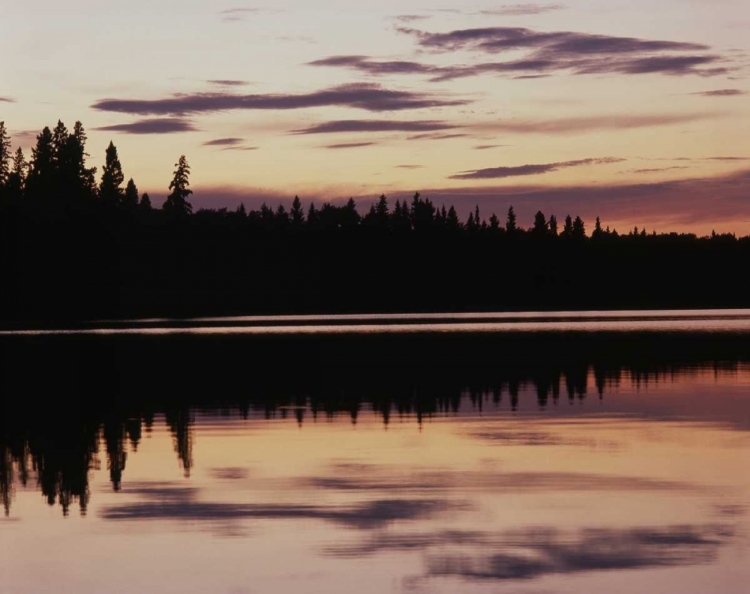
[1,311,749,593]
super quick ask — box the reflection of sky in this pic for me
[2,371,750,593]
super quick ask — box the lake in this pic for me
[1,311,749,593]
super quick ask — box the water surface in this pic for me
[1,312,749,593]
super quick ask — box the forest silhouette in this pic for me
[1,120,750,323]
[2,330,750,516]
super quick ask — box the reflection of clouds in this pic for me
[466,428,616,448]
[301,464,702,495]
[101,483,466,529]
[424,525,734,581]
[209,468,251,481]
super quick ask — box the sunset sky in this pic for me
[2,0,749,233]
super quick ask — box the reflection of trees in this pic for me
[166,407,194,478]
[1,331,750,515]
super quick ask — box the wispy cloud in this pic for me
[218,7,281,22]
[451,157,624,179]
[479,4,566,16]
[691,89,747,97]
[407,132,468,140]
[627,166,691,174]
[91,84,467,115]
[292,120,457,135]
[207,79,251,87]
[203,137,243,146]
[396,164,425,169]
[383,26,731,78]
[0,96,15,103]
[311,53,728,82]
[323,142,377,149]
[391,15,432,23]
[95,118,196,134]
[479,112,719,134]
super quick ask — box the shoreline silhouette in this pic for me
[2,120,749,324]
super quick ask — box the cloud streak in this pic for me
[203,137,244,146]
[91,84,467,115]
[292,119,457,135]
[692,89,747,97]
[451,158,625,180]
[479,112,719,134]
[207,79,251,87]
[0,97,15,103]
[479,4,566,16]
[324,142,378,149]
[95,118,196,134]
[349,26,734,78]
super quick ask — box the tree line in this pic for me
[2,119,740,241]
[1,119,749,322]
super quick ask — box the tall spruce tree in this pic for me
[124,179,139,210]
[100,141,125,204]
[549,215,559,237]
[506,206,517,235]
[6,148,27,201]
[0,122,11,188]
[290,196,304,226]
[26,127,55,201]
[163,155,193,215]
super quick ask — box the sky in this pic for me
[1,0,749,233]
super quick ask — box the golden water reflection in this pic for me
[1,366,749,594]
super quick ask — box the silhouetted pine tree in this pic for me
[99,141,125,205]
[26,127,55,201]
[123,179,139,210]
[573,216,586,239]
[549,214,559,237]
[139,192,152,211]
[163,155,193,215]
[307,202,319,226]
[291,196,304,226]
[6,148,26,201]
[0,122,10,188]
[506,206,517,235]
[562,215,574,239]
[532,211,548,238]
[592,216,604,239]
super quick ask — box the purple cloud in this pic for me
[203,137,243,146]
[692,89,747,97]
[378,26,731,78]
[407,133,469,140]
[480,112,719,134]
[324,142,378,149]
[451,157,624,179]
[293,120,457,135]
[479,4,566,16]
[91,84,468,115]
[0,97,15,103]
[207,79,251,87]
[95,119,196,134]
[627,166,692,174]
